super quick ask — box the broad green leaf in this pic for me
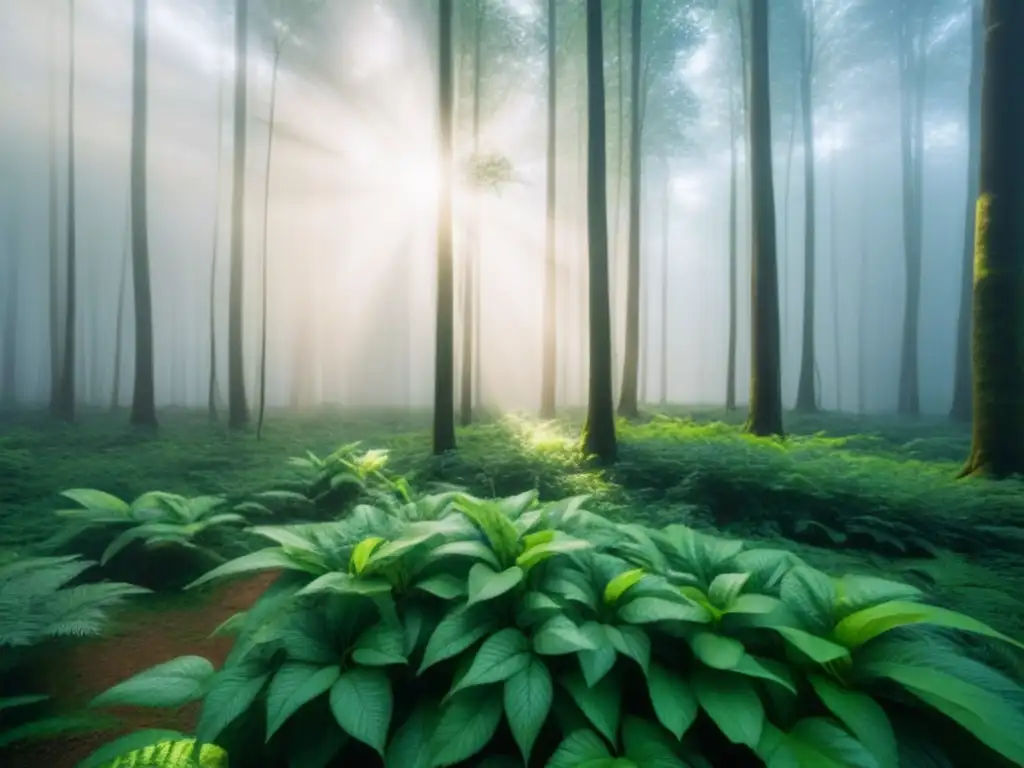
[329,668,393,756]
[266,664,341,741]
[647,662,698,740]
[0,694,49,711]
[186,548,314,589]
[101,524,182,565]
[429,687,504,767]
[499,490,539,518]
[546,729,612,768]
[0,713,114,749]
[533,616,598,655]
[505,657,553,764]
[560,670,621,744]
[522,529,556,549]
[773,627,850,664]
[603,569,646,605]
[90,656,215,709]
[622,716,690,767]
[352,622,407,667]
[419,604,497,673]
[732,655,797,695]
[350,537,385,574]
[835,574,922,613]
[431,540,502,570]
[861,661,1024,766]
[516,538,592,570]
[690,631,744,670]
[73,730,191,768]
[197,666,271,744]
[518,591,563,627]
[809,675,897,768]
[467,564,524,606]
[728,594,783,615]
[578,623,618,688]
[833,601,1024,651]
[787,717,880,768]
[779,566,836,635]
[296,572,392,599]
[605,624,650,674]
[385,704,437,768]
[415,573,467,600]
[366,531,439,571]
[60,488,130,515]
[692,668,764,749]
[450,628,531,697]
[618,597,710,625]
[708,573,750,610]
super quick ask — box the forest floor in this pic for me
[2,405,1024,766]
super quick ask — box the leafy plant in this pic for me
[285,444,414,516]
[83,482,1024,767]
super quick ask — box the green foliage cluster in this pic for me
[79,486,1024,767]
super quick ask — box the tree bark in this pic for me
[433,0,457,454]
[950,0,982,423]
[1,224,18,407]
[959,0,1024,478]
[540,0,558,419]
[209,21,227,422]
[227,0,250,428]
[48,4,62,415]
[829,136,841,410]
[582,0,617,464]
[744,0,784,438]
[726,78,738,412]
[461,0,483,427]
[110,203,130,410]
[659,160,669,407]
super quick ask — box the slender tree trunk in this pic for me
[48,3,62,415]
[617,0,642,418]
[959,0,1024,478]
[577,59,588,408]
[54,0,77,422]
[1,225,18,407]
[433,0,457,454]
[461,0,483,427]
[110,203,130,410]
[659,161,669,407]
[128,0,157,427]
[610,0,626,400]
[208,22,226,422]
[256,45,282,441]
[781,79,799,346]
[726,84,739,411]
[540,0,558,419]
[950,0,982,423]
[794,2,818,413]
[857,170,868,416]
[227,0,250,428]
[582,0,617,464]
[829,141,841,411]
[744,0,784,438]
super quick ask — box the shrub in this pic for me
[84,488,1024,767]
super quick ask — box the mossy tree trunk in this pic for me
[743,0,784,438]
[433,0,457,455]
[582,0,617,465]
[540,0,558,420]
[959,0,1024,479]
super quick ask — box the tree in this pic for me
[959,0,1024,478]
[725,77,739,412]
[743,0,784,438]
[208,7,228,423]
[110,204,130,410]
[540,0,558,419]
[950,0,982,423]
[227,0,250,429]
[128,0,157,428]
[659,161,670,407]
[53,0,78,423]
[1,219,18,408]
[433,0,457,455]
[582,0,617,464]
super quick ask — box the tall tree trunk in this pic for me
[227,0,250,428]
[829,142,841,410]
[659,161,669,407]
[610,0,626,400]
[48,2,62,415]
[780,78,799,346]
[110,203,130,410]
[209,20,226,422]
[1,223,18,407]
[617,0,642,418]
[577,59,588,408]
[256,45,282,441]
[950,0,982,423]
[540,0,558,419]
[794,1,818,412]
[582,0,617,464]
[959,0,1024,478]
[725,82,739,411]
[857,170,868,416]
[433,0,457,455]
[55,0,77,422]
[129,0,157,427]
[461,0,483,427]
[744,0,784,438]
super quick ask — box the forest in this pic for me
[0,0,1023,766]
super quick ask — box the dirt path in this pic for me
[8,573,278,768]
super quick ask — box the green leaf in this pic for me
[773,626,851,664]
[546,729,612,768]
[385,704,437,768]
[196,666,270,744]
[861,661,1024,766]
[692,668,764,748]
[415,573,467,600]
[731,655,797,695]
[101,524,179,565]
[561,669,621,744]
[419,604,497,674]
[516,537,592,570]
[533,615,598,655]
[73,729,190,768]
[787,717,881,768]
[618,597,710,625]
[61,488,130,515]
[605,624,650,674]
[352,622,408,667]
[90,656,215,709]
[296,572,392,599]
[833,601,1024,651]
[707,573,750,610]
[366,531,440,571]
[0,694,49,711]
[518,591,563,627]
[727,594,783,616]
[429,687,504,767]
[329,668,393,756]
[504,657,553,764]
[835,574,922,613]
[266,664,341,741]
[578,622,618,687]
[431,540,502,570]
[350,537,385,574]
[621,716,690,767]
[186,548,314,589]
[450,628,531,697]
[647,662,698,740]
[808,675,898,768]
[690,631,744,670]
[779,566,836,635]
[467,564,524,606]
[603,569,646,604]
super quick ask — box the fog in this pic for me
[0,0,975,417]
